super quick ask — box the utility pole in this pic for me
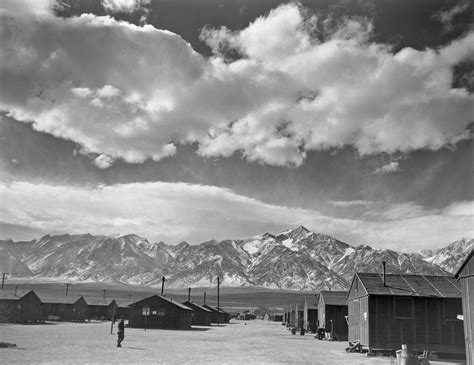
[65,283,71,296]
[161,276,165,295]
[1,272,8,289]
[217,276,220,327]
[102,289,106,299]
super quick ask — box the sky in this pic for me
[0,0,473,251]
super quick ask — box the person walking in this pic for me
[117,318,125,347]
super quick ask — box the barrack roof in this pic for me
[454,249,474,279]
[356,273,461,298]
[0,289,36,301]
[319,291,348,306]
[129,295,193,310]
[83,297,115,306]
[183,301,212,312]
[37,293,85,304]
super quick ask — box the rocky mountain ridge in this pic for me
[0,227,471,291]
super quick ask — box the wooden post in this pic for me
[161,277,165,295]
[217,276,220,326]
[144,307,148,331]
[1,272,8,289]
[110,304,116,334]
[65,283,71,296]
[102,289,106,299]
[382,261,386,286]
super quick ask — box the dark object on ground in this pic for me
[345,341,363,353]
[300,327,305,336]
[0,342,17,348]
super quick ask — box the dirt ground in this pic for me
[0,320,467,364]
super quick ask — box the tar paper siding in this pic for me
[42,297,88,322]
[129,296,192,330]
[202,304,226,324]
[307,308,318,332]
[317,294,348,341]
[273,314,284,322]
[348,275,465,354]
[182,301,211,326]
[456,252,474,363]
[86,300,116,320]
[0,291,42,323]
[368,296,463,353]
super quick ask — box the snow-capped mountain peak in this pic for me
[0,228,471,291]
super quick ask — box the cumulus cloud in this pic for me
[102,0,150,14]
[374,160,400,174]
[0,3,473,167]
[93,154,115,169]
[0,181,472,250]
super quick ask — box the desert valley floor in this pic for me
[1,320,467,364]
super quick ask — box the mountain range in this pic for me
[0,227,472,291]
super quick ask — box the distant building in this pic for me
[0,289,42,323]
[219,308,231,323]
[347,273,465,355]
[114,299,131,319]
[455,250,474,363]
[228,312,239,319]
[292,295,319,331]
[128,295,193,330]
[39,294,88,322]
[271,311,285,322]
[304,295,319,332]
[182,301,212,326]
[317,291,348,341]
[294,301,303,329]
[202,304,228,324]
[239,312,256,321]
[288,306,295,327]
[84,297,117,320]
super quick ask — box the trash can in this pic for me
[291,327,296,335]
[300,327,305,336]
[396,345,420,365]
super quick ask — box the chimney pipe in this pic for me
[203,292,206,305]
[188,287,191,302]
[161,276,165,295]
[382,261,386,287]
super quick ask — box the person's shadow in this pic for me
[121,347,145,350]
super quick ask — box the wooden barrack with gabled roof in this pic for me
[347,272,465,354]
